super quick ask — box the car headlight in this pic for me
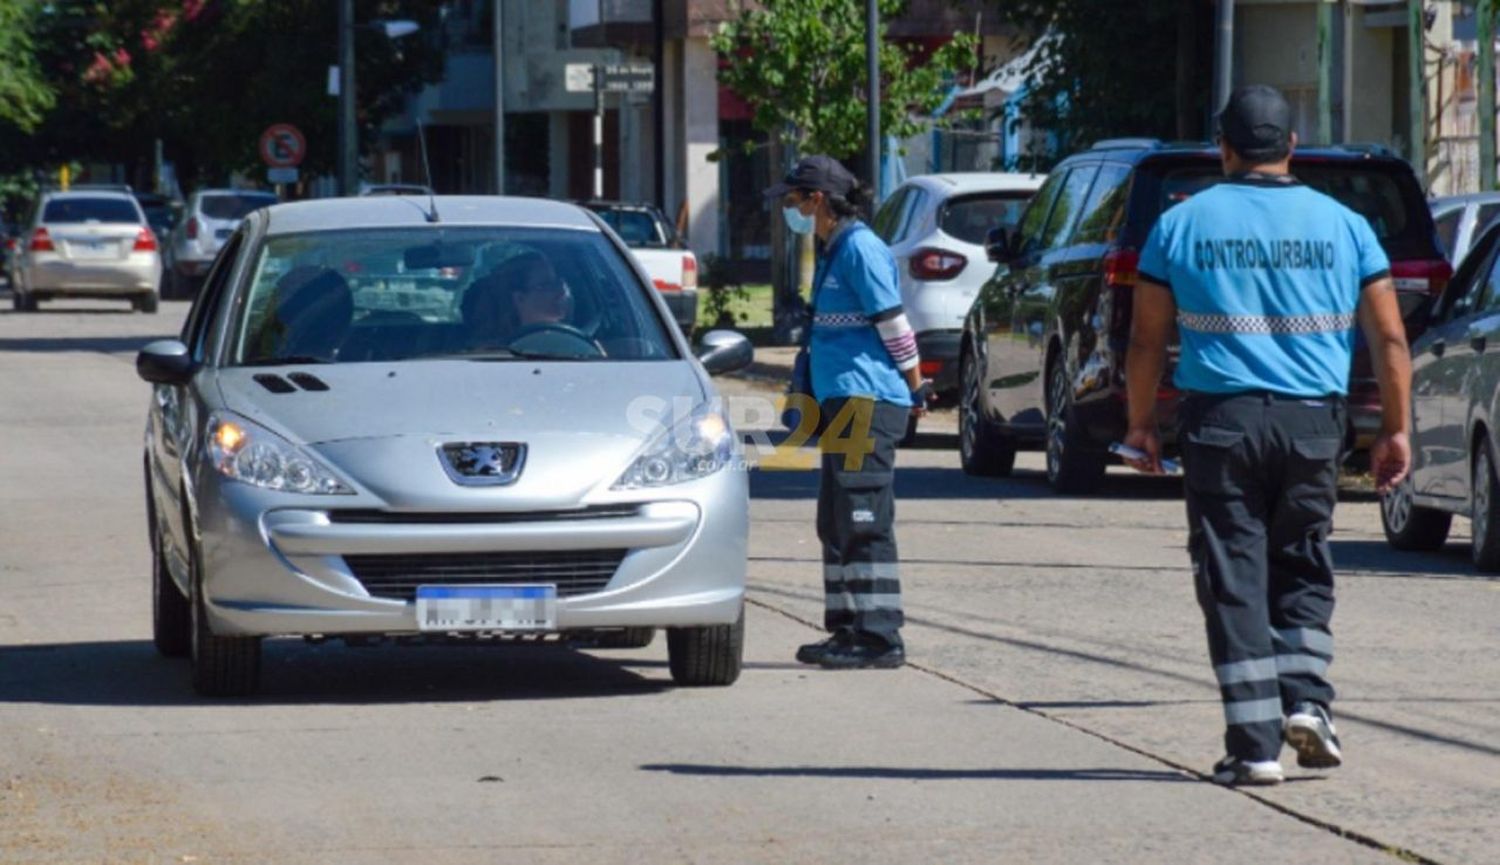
[614,402,735,489]
[207,413,353,495]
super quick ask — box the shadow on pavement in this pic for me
[1331,539,1496,581]
[639,763,1192,782]
[0,335,171,354]
[751,465,1187,502]
[0,638,669,706]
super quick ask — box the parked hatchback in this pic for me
[11,189,162,313]
[1430,191,1500,266]
[135,196,753,696]
[959,139,1448,492]
[1381,218,1500,571]
[873,172,1045,400]
[165,189,277,298]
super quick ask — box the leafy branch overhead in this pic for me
[712,0,978,159]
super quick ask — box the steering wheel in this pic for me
[507,322,605,358]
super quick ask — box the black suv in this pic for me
[958,139,1450,492]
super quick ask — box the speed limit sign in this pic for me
[259,124,306,168]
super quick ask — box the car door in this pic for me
[980,168,1067,429]
[1446,241,1500,501]
[1411,226,1500,497]
[1005,162,1099,421]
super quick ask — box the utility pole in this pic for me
[1317,1,1333,145]
[1481,0,1496,190]
[865,0,880,204]
[593,64,605,199]
[652,0,665,209]
[1213,0,1234,112]
[1409,0,1426,186]
[493,0,505,194]
[338,0,356,196]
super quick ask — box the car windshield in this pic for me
[1156,162,1432,259]
[593,208,667,248]
[201,193,277,221]
[231,226,677,365]
[939,193,1033,244]
[42,197,141,224]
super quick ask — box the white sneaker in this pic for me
[1285,702,1343,769]
[1211,755,1284,786]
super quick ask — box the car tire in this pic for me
[135,293,159,314]
[1379,470,1451,552]
[150,498,191,658]
[592,627,656,649]
[1472,444,1500,572]
[667,607,743,687]
[1045,360,1107,494]
[188,535,262,697]
[959,352,1016,477]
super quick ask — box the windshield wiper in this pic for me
[240,355,333,366]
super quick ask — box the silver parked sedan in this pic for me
[137,196,754,696]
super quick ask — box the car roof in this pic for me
[42,189,136,201]
[263,195,600,236]
[1431,191,1500,208]
[902,172,1047,195]
[1069,139,1417,169]
[196,188,276,198]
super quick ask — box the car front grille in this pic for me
[343,550,626,602]
[327,504,641,525]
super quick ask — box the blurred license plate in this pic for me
[70,240,112,258]
[415,585,557,631]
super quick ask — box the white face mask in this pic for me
[782,203,815,235]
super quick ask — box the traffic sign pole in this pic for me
[594,63,604,199]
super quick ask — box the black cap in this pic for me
[764,155,857,199]
[1217,85,1293,159]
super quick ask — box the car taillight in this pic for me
[29,227,54,252]
[133,227,158,252]
[1102,247,1139,334]
[909,248,967,280]
[185,217,199,239]
[682,254,698,290]
[1390,259,1451,296]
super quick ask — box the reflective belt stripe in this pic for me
[824,563,899,580]
[1178,311,1355,335]
[1223,697,1283,726]
[813,312,868,328]
[1271,627,1334,657]
[825,593,903,612]
[1275,654,1330,677]
[1214,657,1278,685]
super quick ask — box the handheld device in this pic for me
[1109,442,1181,475]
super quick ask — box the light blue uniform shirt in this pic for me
[809,221,913,407]
[1138,177,1390,397]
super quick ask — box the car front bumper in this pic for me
[194,464,748,637]
[661,288,699,334]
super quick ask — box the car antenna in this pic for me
[416,119,440,223]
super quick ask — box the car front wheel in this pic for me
[667,607,743,686]
[189,536,262,697]
[958,351,1016,477]
[150,502,191,657]
[1045,361,1106,493]
[1380,470,1451,551]
[1472,444,1500,572]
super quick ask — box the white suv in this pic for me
[872,173,1046,398]
[165,189,276,297]
[11,188,162,313]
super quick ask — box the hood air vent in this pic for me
[253,374,296,394]
[287,372,330,392]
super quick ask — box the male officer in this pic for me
[1121,85,1412,785]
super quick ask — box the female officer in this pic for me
[767,155,932,670]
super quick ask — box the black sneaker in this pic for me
[817,643,905,670]
[1211,755,1284,786]
[795,632,851,665]
[1285,701,1343,769]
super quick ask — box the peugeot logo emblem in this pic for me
[438,442,526,486]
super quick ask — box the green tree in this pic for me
[1009,0,1209,168]
[712,0,977,159]
[0,0,55,133]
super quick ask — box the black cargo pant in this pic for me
[1179,392,1344,762]
[816,396,909,650]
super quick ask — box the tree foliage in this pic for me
[0,0,445,192]
[1009,0,1206,166]
[0,1,56,133]
[712,0,978,159]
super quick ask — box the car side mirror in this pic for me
[985,227,1012,263]
[136,339,197,385]
[696,329,753,376]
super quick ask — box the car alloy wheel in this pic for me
[1382,473,1413,532]
[1379,468,1451,551]
[1473,445,1500,571]
[958,351,1015,477]
[1045,363,1067,484]
[1044,361,1105,493]
[960,353,982,464]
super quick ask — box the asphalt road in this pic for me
[1,300,1495,864]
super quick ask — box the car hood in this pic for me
[213,360,708,508]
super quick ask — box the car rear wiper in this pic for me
[239,355,334,366]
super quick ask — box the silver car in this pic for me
[12,189,162,312]
[137,196,754,696]
[164,189,277,298]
